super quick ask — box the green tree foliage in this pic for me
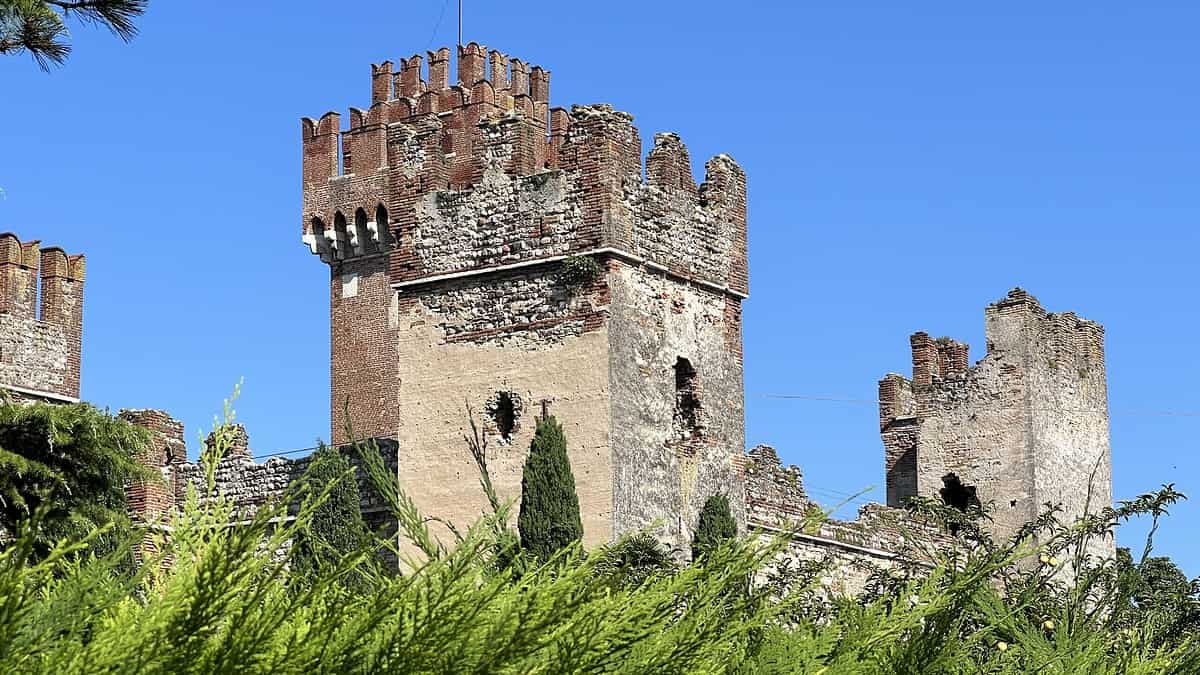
[289,444,373,590]
[517,415,582,559]
[0,400,148,556]
[594,532,678,590]
[3,399,1200,672]
[0,0,147,69]
[692,493,737,561]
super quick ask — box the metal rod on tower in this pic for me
[458,0,463,47]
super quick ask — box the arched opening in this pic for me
[354,208,371,255]
[375,203,391,249]
[309,217,332,261]
[332,212,349,260]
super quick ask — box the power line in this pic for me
[754,393,1200,418]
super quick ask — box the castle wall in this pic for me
[394,266,614,551]
[0,235,84,402]
[608,262,746,554]
[744,446,953,597]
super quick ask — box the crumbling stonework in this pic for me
[122,411,400,565]
[879,289,1114,562]
[302,44,748,555]
[742,445,954,596]
[0,233,85,403]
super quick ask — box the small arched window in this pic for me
[375,203,391,248]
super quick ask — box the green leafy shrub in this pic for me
[556,255,602,290]
[517,415,583,560]
[595,532,678,589]
[692,493,737,561]
[1,395,1199,673]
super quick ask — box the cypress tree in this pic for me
[517,415,583,559]
[692,493,737,561]
[291,444,373,589]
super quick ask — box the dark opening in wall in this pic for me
[486,391,523,444]
[674,357,701,440]
[940,473,980,512]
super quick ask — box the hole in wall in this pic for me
[673,357,701,440]
[940,473,980,512]
[485,391,523,444]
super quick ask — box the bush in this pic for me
[289,444,374,591]
[517,415,583,560]
[595,532,678,589]
[692,493,737,561]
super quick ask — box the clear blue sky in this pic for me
[1,1,1197,572]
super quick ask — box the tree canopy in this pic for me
[0,400,148,555]
[0,0,147,69]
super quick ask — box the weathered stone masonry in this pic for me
[0,233,84,403]
[302,44,748,554]
[879,289,1113,561]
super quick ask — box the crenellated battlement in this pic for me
[0,232,85,402]
[878,288,1112,562]
[301,46,748,297]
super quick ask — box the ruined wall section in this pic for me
[122,411,400,563]
[608,262,745,555]
[743,446,954,596]
[879,289,1113,558]
[0,234,85,402]
[1003,292,1112,562]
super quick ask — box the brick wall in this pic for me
[0,233,85,402]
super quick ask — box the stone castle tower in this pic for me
[0,233,85,403]
[879,289,1114,559]
[301,44,749,551]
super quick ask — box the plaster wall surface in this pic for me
[608,262,746,553]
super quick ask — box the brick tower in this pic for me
[301,44,749,552]
[0,233,85,403]
[879,289,1114,561]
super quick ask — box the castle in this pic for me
[1,44,1115,588]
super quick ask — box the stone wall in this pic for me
[743,444,954,596]
[879,289,1113,561]
[0,234,84,402]
[123,411,400,566]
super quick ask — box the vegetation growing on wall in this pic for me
[556,255,602,291]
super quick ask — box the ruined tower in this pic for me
[302,45,749,552]
[879,289,1113,560]
[0,233,85,403]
